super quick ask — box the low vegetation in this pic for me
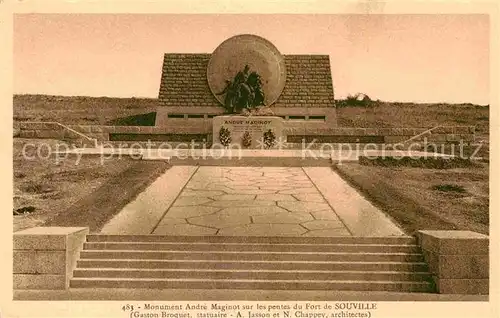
[336,100,488,137]
[334,163,489,235]
[358,156,478,169]
[13,138,134,231]
[431,184,467,194]
[13,95,158,125]
[336,93,373,108]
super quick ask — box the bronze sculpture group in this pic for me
[217,65,266,114]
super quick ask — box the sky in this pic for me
[13,14,490,105]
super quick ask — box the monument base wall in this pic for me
[14,121,475,145]
[155,106,338,126]
[212,116,284,149]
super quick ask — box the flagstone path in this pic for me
[102,166,405,236]
[151,167,352,236]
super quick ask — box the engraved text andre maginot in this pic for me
[224,120,272,125]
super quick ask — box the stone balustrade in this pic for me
[13,227,89,290]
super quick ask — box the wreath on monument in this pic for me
[218,126,232,147]
[216,65,267,114]
[241,131,252,148]
[263,129,277,149]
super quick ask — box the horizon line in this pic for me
[12,93,490,107]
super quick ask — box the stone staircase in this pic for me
[70,235,436,293]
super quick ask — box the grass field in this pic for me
[13,95,159,126]
[337,101,489,135]
[334,163,489,235]
[13,139,134,231]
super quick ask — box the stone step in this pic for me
[77,259,429,271]
[83,242,421,253]
[165,156,333,167]
[73,268,432,282]
[70,277,434,292]
[73,235,432,293]
[85,235,417,245]
[79,250,423,262]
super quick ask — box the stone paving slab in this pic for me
[278,201,332,213]
[205,200,277,208]
[279,188,317,194]
[189,213,252,228]
[294,193,325,202]
[160,206,221,219]
[216,206,289,217]
[252,212,314,224]
[153,223,217,236]
[255,194,296,201]
[211,194,256,201]
[312,210,343,220]
[172,196,214,206]
[217,224,308,236]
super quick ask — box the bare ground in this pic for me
[44,160,170,232]
[334,163,489,235]
[13,139,169,232]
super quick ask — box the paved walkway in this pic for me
[102,166,405,237]
[153,167,352,236]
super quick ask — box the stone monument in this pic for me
[155,34,337,143]
[207,34,286,148]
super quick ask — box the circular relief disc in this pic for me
[207,34,287,107]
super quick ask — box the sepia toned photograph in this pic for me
[8,11,492,309]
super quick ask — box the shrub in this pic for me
[19,182,55,194]
[359,156,477,169]
[337,93,373,108]
[14,206,36,215]
[15,172,26,179]
[431,184,466,193]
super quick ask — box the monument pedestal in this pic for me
[212,116,284,149]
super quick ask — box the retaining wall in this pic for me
[13,227,89,290]
[14,122,97,147]
[417,230,489,294]
[14,121,475,144]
